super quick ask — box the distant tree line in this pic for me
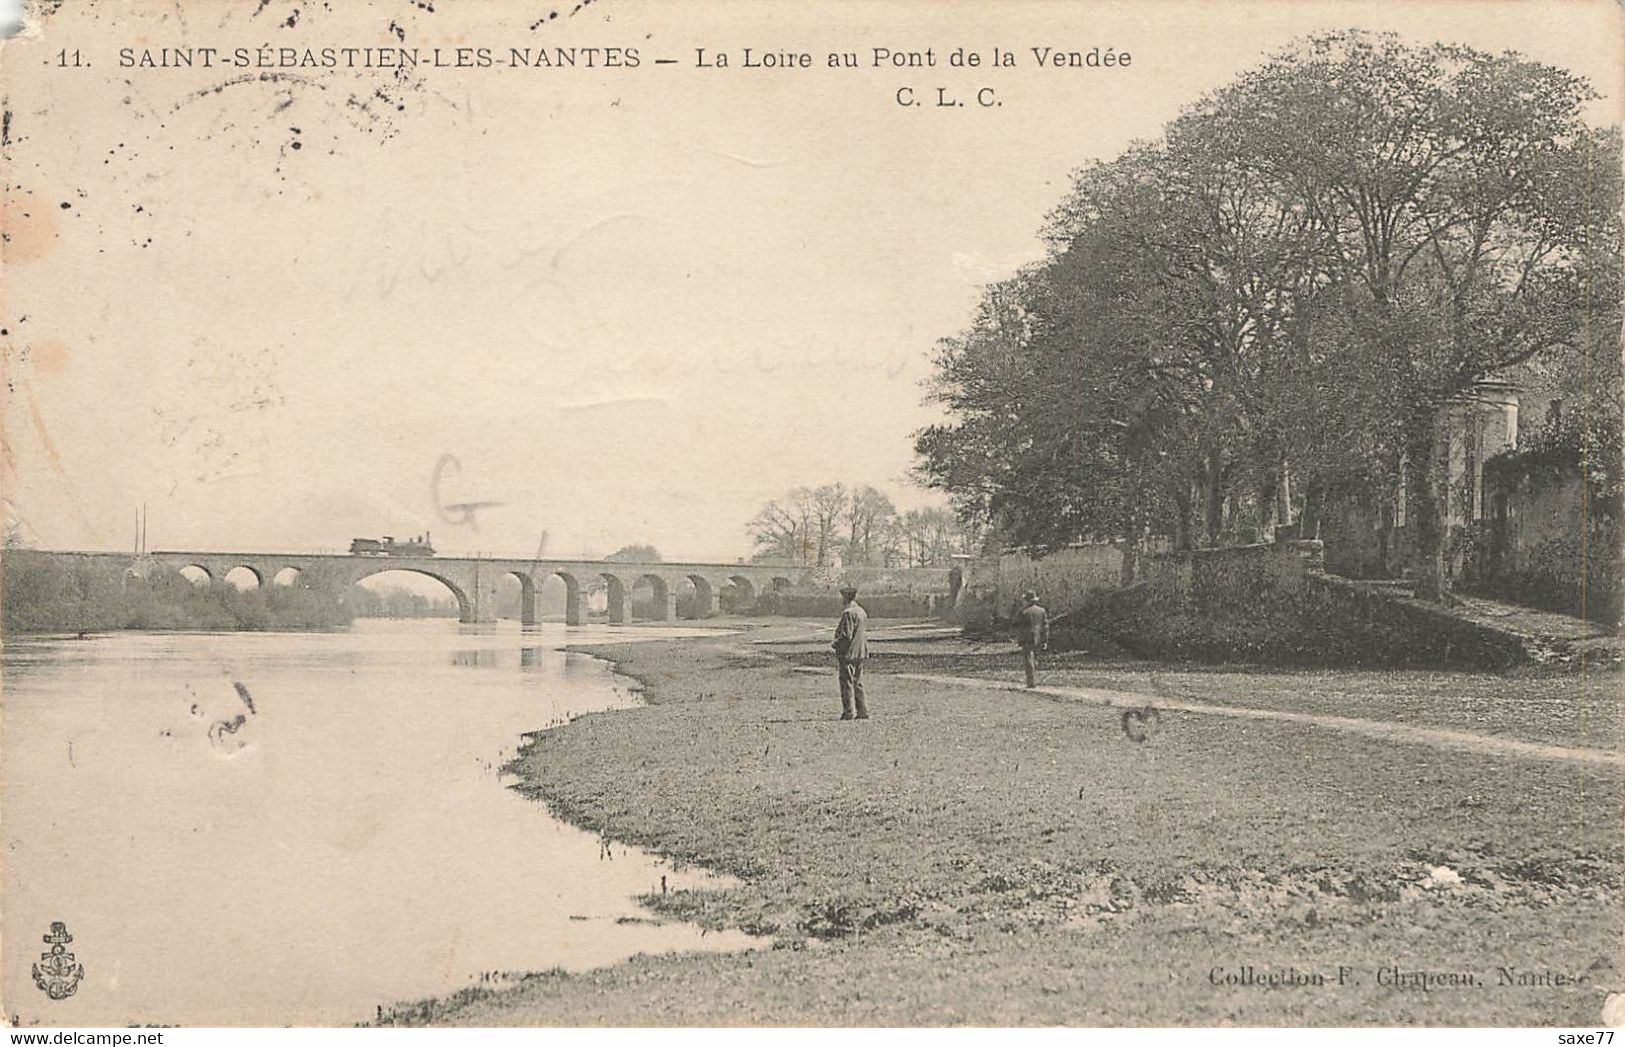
[913,31,1622,600]
[2,555,352,633]
[0,548,505,632]
[605,544,662,563]
[747,483,980,568]
[346,584,460,618]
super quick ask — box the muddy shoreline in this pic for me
[379,621,1622,1026]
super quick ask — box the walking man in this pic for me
[831,585,869,720]
[1016,590,1049,689]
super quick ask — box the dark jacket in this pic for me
[1016,604,1048,649]
[832,602,869,662]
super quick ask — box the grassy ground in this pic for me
[824,643,1623,752]
[379,622,1623,1026]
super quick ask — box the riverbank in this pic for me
[379,620,1623,1026]
[1,552,353,633]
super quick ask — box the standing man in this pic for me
[1016,590,1049,689]
[831,585,869,720]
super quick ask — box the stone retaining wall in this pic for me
[962,539,1534,668]
[1085,542,1529,669]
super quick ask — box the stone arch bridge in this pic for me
[75,550,812,625]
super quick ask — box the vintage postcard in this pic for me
[1,0,1621,1030]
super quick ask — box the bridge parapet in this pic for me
[10,550,954,625]
[128,551,811,624]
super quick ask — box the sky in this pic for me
[3,0,1620,562]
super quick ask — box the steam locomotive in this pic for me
[348,533,435,557]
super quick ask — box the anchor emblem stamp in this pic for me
[31,922,85,1001]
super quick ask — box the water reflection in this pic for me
[450,648,608,675]
[2,619,755,1026]
[452,648,500,669]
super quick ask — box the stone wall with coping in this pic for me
[961,538,1529,667]
[959,543,1126,614]
[1089,539,1528,668]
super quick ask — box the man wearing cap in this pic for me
[1016,591,1049,689]
[831,585,870,720]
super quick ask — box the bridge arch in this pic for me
[600,573,630,624]
[177,564,213,587]
[544,569,583,626]
[725,574,757,611]
[496,570,538,626]
[349,565,472,622]
[271,566,304,587]
[591,575,627,624]
[678,574,716,619]
[224,565,263,590]
[631,573,672,622]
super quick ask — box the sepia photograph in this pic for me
[1,0,1621,1031]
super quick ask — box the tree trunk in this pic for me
[1257,473,1276,536]
[1276,457,1293,529]
[1203,453,1224,547]
[1378,500,1395,577]
[1119,489,1140,586]
[1406,410,1448,601]
[1173,484,1194,552]
[1299,481,1326,541]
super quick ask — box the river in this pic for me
[2,619,757,1026]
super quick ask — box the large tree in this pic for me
[748,489,813,564]
[1215,31,1620,596]
[843,484,897,567]
[917,30,1620,599]
[807,483,848,566]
